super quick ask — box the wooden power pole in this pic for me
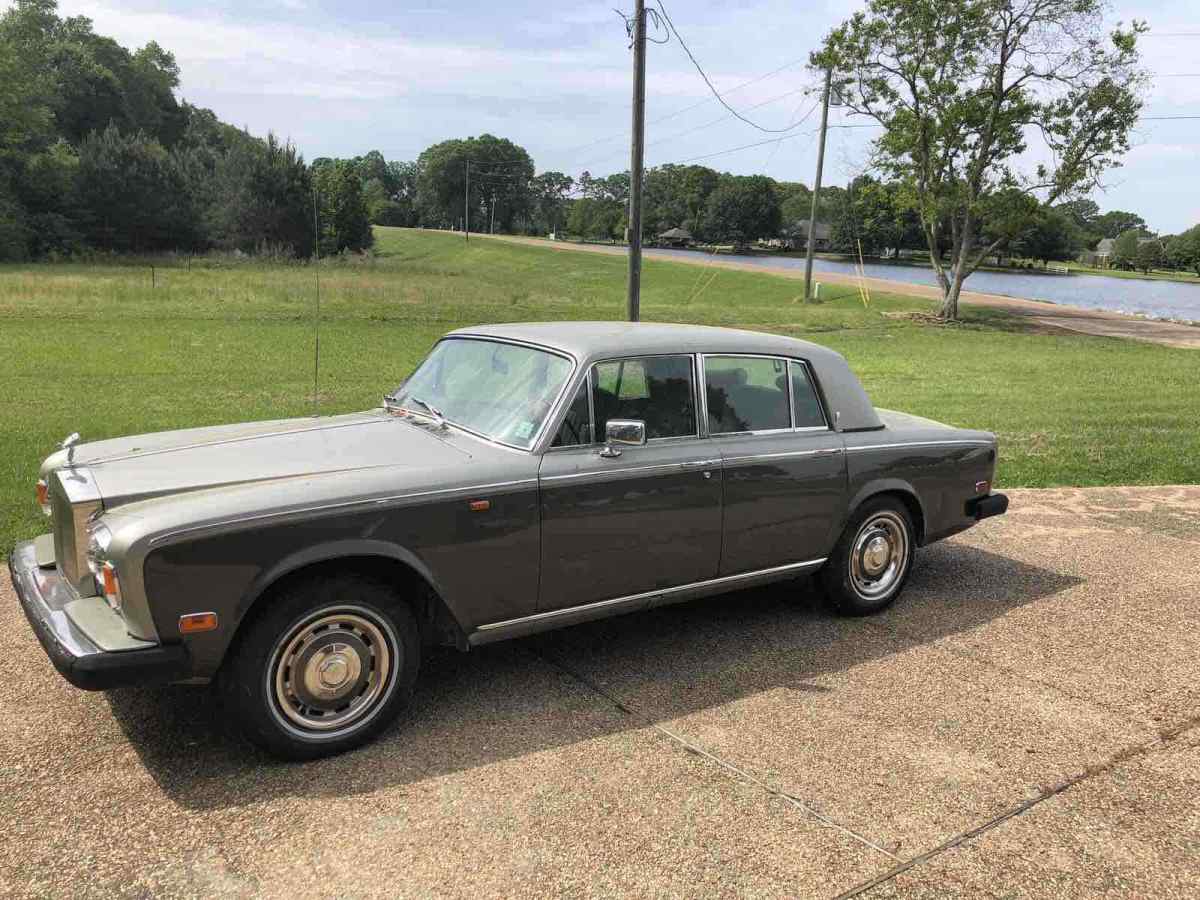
[803,67,833,303]
[464,160,470,242]
[626,0,647,322]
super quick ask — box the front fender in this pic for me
[236,538,451,625]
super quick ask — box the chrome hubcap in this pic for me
[849,512,910,601]
[269,607,397,736]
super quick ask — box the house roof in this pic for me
[658,227,693,239]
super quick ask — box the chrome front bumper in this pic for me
[8,539,189,691]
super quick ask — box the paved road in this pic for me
[3,486,1198,898]
[472,233,1200,350]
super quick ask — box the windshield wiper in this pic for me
[387,395,447,429]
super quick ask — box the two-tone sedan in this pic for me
[10,322,1007,758]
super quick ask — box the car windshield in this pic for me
[391,338,574,449]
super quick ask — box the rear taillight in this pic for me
[975,480,991,495]
[36,479,50,516]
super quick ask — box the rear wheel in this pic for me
[221,575,420,760]
[820,497,915,616]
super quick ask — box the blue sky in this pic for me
[45,1,1200,232]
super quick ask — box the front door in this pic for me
[538,354,723,611]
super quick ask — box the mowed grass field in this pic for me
[2,226,1197,551]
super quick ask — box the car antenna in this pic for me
[312,183,321,418]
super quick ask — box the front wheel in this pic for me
[220,575,421,760]
[820,497,915,616]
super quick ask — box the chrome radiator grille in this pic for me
[49,469,102,596]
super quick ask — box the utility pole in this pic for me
[464,160,470,242]
[490,194,497,234]
[803,66,833,303]
[626,0,647,322]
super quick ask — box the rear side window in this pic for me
[705,356,791,434]
[592,355,697,440]
[790,361,828,428]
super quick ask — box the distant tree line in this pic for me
[0,0,371,261]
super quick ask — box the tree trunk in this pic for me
[938,271,966,319]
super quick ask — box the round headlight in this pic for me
[86,522,113,577]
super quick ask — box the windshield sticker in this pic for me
[514,421,534,441]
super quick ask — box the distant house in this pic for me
[1079,237,1116,268]
[782,219,832,251]
[657,226,693,247]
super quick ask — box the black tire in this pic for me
[219,575,421,761]
[819,496,916,616]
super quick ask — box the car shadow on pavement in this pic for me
[106,541,1082,811]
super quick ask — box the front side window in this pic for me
[592,355,697,440]
[551,379,592,447]
[705,356,791,434]
[392,338,573,449]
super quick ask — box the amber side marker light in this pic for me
[36,479,50,516]
[179,612,219,634]
[468,499,491,512]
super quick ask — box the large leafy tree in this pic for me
[1166,226,1200,277]
[313,158,373,254]
[702,175,781,245]
[815,0,1147,318]
[416,135,533,231]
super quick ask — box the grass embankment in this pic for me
[1065,262,1200,284]
[2,225,1197,551]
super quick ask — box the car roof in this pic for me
[449,321,841,365]
[446,322,883,432]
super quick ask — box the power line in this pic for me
[653,1,814,134]
[1142,115,1200,120]
[551,54,809,160]
[574,86,820,173]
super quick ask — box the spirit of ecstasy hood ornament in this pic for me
[60,432,81,466]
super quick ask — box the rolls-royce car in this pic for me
[10,322,1007,758]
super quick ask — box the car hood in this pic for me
[43,410,474,508]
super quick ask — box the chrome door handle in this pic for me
[812,447,843,456]
[680,458,721,468]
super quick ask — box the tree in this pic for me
[530,171,573,234]
[702,175,781,245]
[566,197,623,240]
[1110,228,1142,270]
[1009,204,1084,263]
[74,124,199,252]
[816,0,1147,318]
[1166,226,1200,276]
[208,133,314,257]
[415,135,533,231]
[1091,210,1146,240]
[1133,239,1165,274]
[830,176,905,255]
[313,158,373,254]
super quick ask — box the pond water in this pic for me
[647,248,1200,323]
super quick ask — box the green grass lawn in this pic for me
[1066,262,1200,284]
[2,225,1197,551]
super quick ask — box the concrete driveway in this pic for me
[2,486,1198,898]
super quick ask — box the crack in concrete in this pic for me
[530,648,900,861]
[832,715,1200,899]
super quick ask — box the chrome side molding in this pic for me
[476,556,827,633]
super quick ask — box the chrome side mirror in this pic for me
[599,419,646,458]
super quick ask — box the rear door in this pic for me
[537,355,723,611]
[703,354,846,575]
